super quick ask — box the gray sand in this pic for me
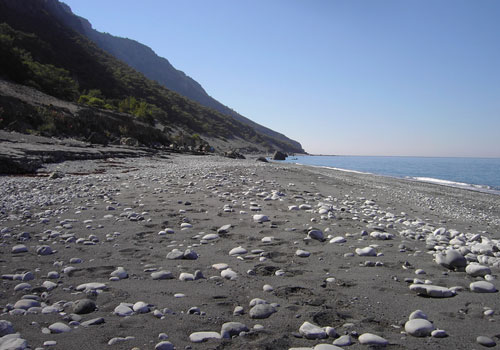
[1,154,499,349]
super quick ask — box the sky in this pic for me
[63,0,500,157]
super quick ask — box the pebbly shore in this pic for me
[1,154,500,350]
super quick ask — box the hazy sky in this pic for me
[63,0,499,157]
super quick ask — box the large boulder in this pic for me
[272,151,287,160]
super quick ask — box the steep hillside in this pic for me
[46,0,304,152]
[0,0,304,153]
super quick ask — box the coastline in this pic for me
[1,154,500,349]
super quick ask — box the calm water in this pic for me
[282,155,500,194]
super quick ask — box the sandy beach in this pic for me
[1,154,500,350]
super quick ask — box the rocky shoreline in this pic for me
[1,154,499,349]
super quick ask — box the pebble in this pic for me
[11,244,28,253]
[332,335,352,346]
[308,229,324,241]
[409,310,428,320]
[249,304,277,319]
[229,246,247,256]
[151,270,173,280]
[0,320,14,337]
[48,322,71,333]
[155,341,174,350]
[296,249,311,257]
[298,321,327,339]
[253,214,270,223]
[355,247,376,256]
[75,282,107,292]
[358,333,388,346]
[73,299,96,314]
[0,333,27,350]
[313,345,343,350]
[435,249,467,270]
[132,301,150,313]
[477,335,496,347]
[114,303,134,316]
[409,284,455,298]
[220,322,249,338]
[108,336,135,345]
[36,245,53,255]
[221,269,238,280]
[110,267,128,279]
[189,331,221,342]
[329,236,346,244]
[405,318,435,337]
[470,281,498,293]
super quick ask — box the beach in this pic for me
[1,153,500,350]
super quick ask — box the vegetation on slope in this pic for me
[0,0,303,152]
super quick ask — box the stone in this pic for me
[0,320,14,337]
[0,333,28,350]
[183,249,198,260]
[431,329,448,338]
[296,249,311,257]
[151,270,173,280]
[114,304,134,316]
[166,249,184,260]
[272,151,287,160]
[110,267,128,279]
[466,264,491,277]
[221,269,238,280]
[72,299,96,314]
[409,284,455,298]
[133,301,150,313]
[329,236,346,244]
[81,318,105,327]
[221,322,249,338]
[436,249,467,270]
[217,224,232,233]
[298,321,327,339]
[36,245,53,255]
[313,345,343,350]
[249,304,277,319]
[409,310,428,320]
[229,246,247,256]
[179,273,194,281]
[189,331,221,342]
[358,333,388,346]
[355,247,376,256]
[405,319,435,337]
[75,282,107,292]
[253,214,270,223]
[48,322,71,333]
[470,281,497,293]
[13,299,40,310]
[333,335,352,346]
[477,336,496,347]
[155,341,174,350]
[308,229,324,241]
[11,245,28,254]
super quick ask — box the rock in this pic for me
[409,310,428,320]
[151,270,173,280]
[308,230,324,241]
[313,345,343,350]
[253,214,270,223]
[0,320,14,337]
[329,237,346,244]
[189,331,221,343]
[183,249,199,260]
[229,246,247,256]
[220,322,249,338]
[155,341,174,350]
[466,264,491,277]
[13,299,40,310]
[81,318,105,327]
[296,249,311,257]
[477,336,496,347]
[11,245,28,254]
[358,333,388,346]
[133,301,150,313]
[431,329,448,338]
[36,245,53,255]
[72,299,96,314]
[436,249,467,270]
[221,269,238,280]
[272,151,287,160]
[75,282,107,292]
[201,233,219,241]
[409,284,455,298]
[108,336,134,346]
[166,249,184,260]
[333,335,352,346]
[114,304,134,316]
[405,319,435,337]
[0,333,28,350]
[110,267,128,279]
[470,281,497,293]
[256,157,268,163]
[48,322,71,333]
[355,247,377,257]
[217,224,232,233]
[298,321,327,339]
[179,273,195,281]
[249,304,277,319]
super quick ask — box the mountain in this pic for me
[0,0,304,153]
[46,1,303,153]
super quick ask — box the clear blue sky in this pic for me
[63,0,499,157]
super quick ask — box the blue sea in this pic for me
[282,155,500,195]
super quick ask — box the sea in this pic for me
[281,155,500,195]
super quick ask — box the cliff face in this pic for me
[49,1,304,153]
